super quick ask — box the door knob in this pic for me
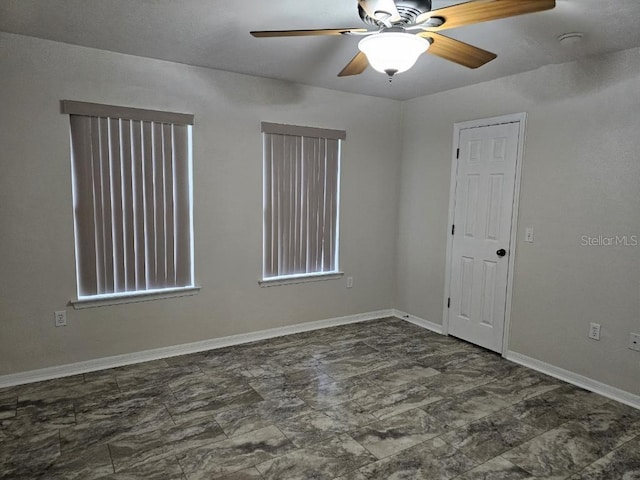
[496,248,507,257]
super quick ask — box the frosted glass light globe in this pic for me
[358,32,429,76]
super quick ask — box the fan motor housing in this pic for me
[358,0,432,26]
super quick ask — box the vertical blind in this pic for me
[63,101,194,297]
[262,122,345,279]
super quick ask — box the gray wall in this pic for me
[0,33,402,374]
[1,31,638,399]
[397,47,640,396]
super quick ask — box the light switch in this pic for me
[525,227,534,243]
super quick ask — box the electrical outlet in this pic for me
[629,333,640,352]
[589,322,601,340]
[346,276,353,288]
[54,310,67,327]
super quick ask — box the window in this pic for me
[63,101,196,305]
[261,122,345,283]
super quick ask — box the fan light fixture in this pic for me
[358,32,429,77]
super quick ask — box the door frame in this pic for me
[442,112,527,355]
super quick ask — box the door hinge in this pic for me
[451,224,455,235]
[447,297,451,308]
[456,148,460,159]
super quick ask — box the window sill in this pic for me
[70,286,200,309]
[259,272,344,287]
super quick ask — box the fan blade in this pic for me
[251,28,367,38]
[419,32,497,68]
[338,51,369,77]
[416,0,555,30]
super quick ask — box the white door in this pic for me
[448,121,521,353]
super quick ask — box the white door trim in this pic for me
[443,112,527,355]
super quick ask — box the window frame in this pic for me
[62,100,198,308]
[260,122,345,286]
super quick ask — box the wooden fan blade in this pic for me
[416,0,555,31]
[251,28,367,38]
[419,32,497,68]
[338,51,369,77]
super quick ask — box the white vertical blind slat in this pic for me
[173,125,191,286]
[263,134,273,278]
[131,121,146,290]
[324,139,338,272]
[98,117,115,293]
[163,123,176,286]
[120,119,135,291]
[70,116,98,296]
[142,121,156,289]
[300,140,311,273]
[293,136,302,274]
[109,118,125,292]
[318,138,327,271]
[153,122,166,287]
[304,137,316,273]
[280,136,292,276]
[274,135,283,276]
[273,135,285,277]
[90,118,106,294]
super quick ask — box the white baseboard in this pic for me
[392,309,444,334]
[0,309,395,388]
[505,351,640,411]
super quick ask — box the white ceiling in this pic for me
[2,0,640,100]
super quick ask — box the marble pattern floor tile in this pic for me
[361,363,440,390]
[23,444,114,480]
[568,435,640,479]
[274,408,352,447]
[214,393,312,437]
[108,416,227,471]
[356,382,444,419]
[1,317,638,480]
[217,467,264,479]
[59,404,175,453]
[98,455,186,480]
[505,384,612,431]
[247,370,334,398]
[479,369,562,405]
[350,407,444,459]
[0,399,16,421]
[421,388,511,431]
[416,349,500,372]
[177,425,296,479]
[168,370,254,402]
[359,437,478,480]
[316,354,400,381]
[295,377,381,409]
[316,400,380,429]
[440,410,542,463]
[0,429,61,479]
[333,470,369,480]
[453,456,539,480]
[115,363,205,392]
[73,384,176,423]
[500,414,635,480]
[256,433,376,480]
[420,367,495,396]
[166,388,264,424]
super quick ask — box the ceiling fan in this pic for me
[251,0,555,78]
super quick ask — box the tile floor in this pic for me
[1,317,639,479]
